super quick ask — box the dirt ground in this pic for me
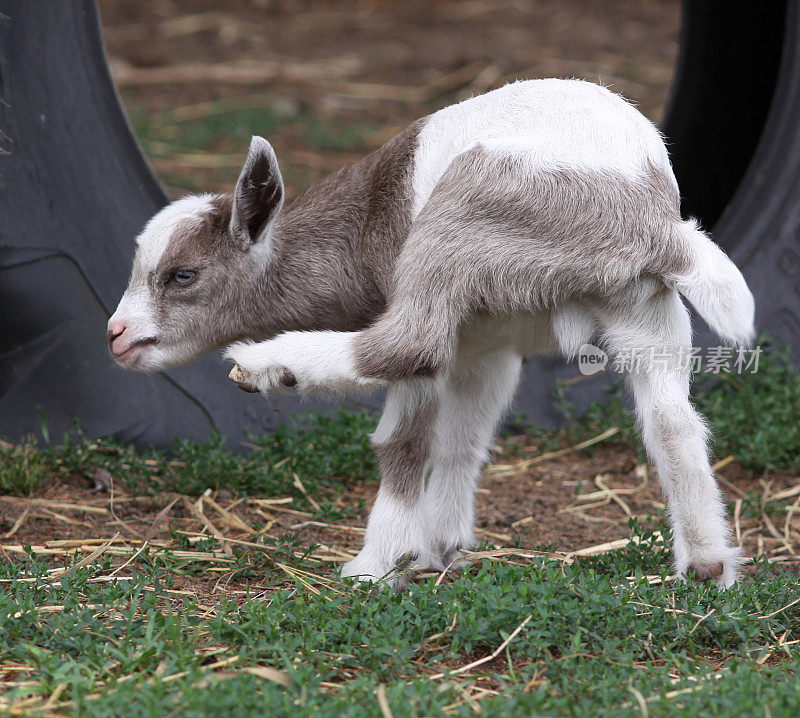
[99,0,681,196]
[3,435,798,600]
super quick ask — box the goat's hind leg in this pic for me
[631,369,743,587]
[601,288,743,588]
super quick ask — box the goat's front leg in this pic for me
[341,378,440,589]
[225,331,386,396]
[423,349,521,569]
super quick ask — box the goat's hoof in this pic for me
[688,562,724,582]
[341,558,398,590]
[280,369,298,387]
[341,553,423,591]
[228,364,260,393]
[679,546,745,589]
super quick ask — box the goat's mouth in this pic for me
[110,336,160,366]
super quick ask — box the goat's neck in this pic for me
[233,119,422,342]
[241,192,386,341]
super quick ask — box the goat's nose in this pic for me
[107,318,127,344]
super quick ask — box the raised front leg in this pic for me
[341,378,441,588]
[225,331,386,396]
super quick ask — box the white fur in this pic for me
[600,285,744,588]
[226,331,386,395]
[136,194,215,272]
[410,79,673,219]
[552,304,596,359]
[107,194,217,360]
[108,285,155,338]
[669,220,756,346]
[629,369,744,588]
[341,484,435,585]
[422,348,522,565]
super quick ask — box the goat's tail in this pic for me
[666,219,755,346]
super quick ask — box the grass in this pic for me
[1,530,798,716]
[1,343,799,715]
[0,440,47,496]
[694,343,800,474]
[2,412,375,523]
[57,410,377,500]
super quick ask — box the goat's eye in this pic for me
[172,269,197,286]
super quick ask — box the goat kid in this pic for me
[108,79,754,589]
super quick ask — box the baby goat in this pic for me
[108,79,754,589]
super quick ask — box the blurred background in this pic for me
[99,0,681,201]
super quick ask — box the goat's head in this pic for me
[107,136,284,371]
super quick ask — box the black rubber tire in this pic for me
[0,0,344,449]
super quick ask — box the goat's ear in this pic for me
[230,136,284,250]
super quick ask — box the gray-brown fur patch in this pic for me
[355,150,692,380]
[372,393,439,504]
[355,311,455,381]
[145,195,271,359]
[266,116,426,331]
